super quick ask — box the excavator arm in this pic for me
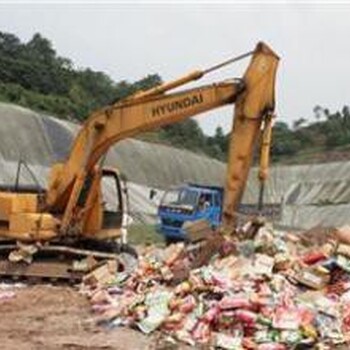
[222,43,279,228]
[46,42,279,234]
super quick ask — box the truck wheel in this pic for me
[165,237,179,246]
[114,243,138,274]
[118,252,138,274]
[120,243,138,259]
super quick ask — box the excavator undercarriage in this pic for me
[0,239,137,282]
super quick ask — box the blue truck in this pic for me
[156,183,224,244]
[156,183,282,243]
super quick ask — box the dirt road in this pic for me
[0,284,170,350]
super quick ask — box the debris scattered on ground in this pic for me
[81,222,350,348]
[0,281,25,303]
[0,290,16,302]
[83,260,117,287]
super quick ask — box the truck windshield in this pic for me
[161,188,199,207]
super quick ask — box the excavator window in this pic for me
[101,175,120,212]
[101,170,123,229]
[198,193,211,211]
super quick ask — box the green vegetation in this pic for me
[0,31,161,120]
[128,224,163,246]
[0,30,226,160]
[1,30,350,164]
[271,106,350,163]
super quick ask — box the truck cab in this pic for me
[157,184,223,243]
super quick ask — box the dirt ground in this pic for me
[0,284,179,350]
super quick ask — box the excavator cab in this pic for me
[98,168,137,259]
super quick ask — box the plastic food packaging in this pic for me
[137,290,172,334]
[335,255,350,273]
[163,312,185,331]
[219,296,252,310]
[202,306,219,323]
[314,295,339,317]
[90,289,112,305]
[257,343,286,350]
[83,260,117,287]
[294,267,330,290]
[165,243,185,266]
[335,225,350,245]
[160,265,173,281]
[302,251,327,265]
[238,240,256,257]
[322,240,338,256]
[274,253,292,271]
[213,332,243,349]
[254,330,275,343]
[316,314,344,342]
[0,290,15,302]
[192,320,211,343]
[178,295,196,314]
[280,330,302,345]
[272,307,300,330]
[174,281,192,295]
[337,244,350,259]
[254,254,275,276]
[234,310,258,324]
[301,324,318,339]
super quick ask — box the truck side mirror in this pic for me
[149,189,157,200]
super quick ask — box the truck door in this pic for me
[211,192,222,227]
[198,193,216,224]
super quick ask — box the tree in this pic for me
[271,121,301,158]
[26,33,56,63]
[342,106,350,127]
[313,105,323,120]
[0,32,22,56]
[112,74,161,103]
[293,118,307,130]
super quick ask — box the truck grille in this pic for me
[162,218,183,228]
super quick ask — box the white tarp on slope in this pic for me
[244,162,350,229]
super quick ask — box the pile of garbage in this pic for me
[81,223,350,349]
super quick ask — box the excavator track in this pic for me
[0,242,137,283]
[0,260,82,283]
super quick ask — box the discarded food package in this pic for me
[82,260,117,287]
[294,266,330,290]
[0,290,16,302]
[81,221,350,349]
[335,225,350,245]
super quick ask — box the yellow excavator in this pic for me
[0,42,279,279]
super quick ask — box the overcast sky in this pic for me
[0,2,349,135]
